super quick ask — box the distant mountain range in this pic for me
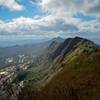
[0,37,64,58]
[18,36,100,100]
[0,37,64,67]
[0,37,64,47]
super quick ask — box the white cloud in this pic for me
[0,0,23,11]
[0,15,80,36]
[0,15,99,37]
[0,0,100,39]
[39,0,100,15]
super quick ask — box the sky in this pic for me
[0,0,100,43]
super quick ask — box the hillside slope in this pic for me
[0,37,64,68]
[19,37,100,100]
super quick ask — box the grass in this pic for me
[18,42,100,100]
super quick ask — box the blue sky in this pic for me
[0,0,100,43]
[74,12,96,21]
[0,0,45,20]
[0,0,97,21]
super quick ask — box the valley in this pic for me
[0,37,100,100]
[0,0,100,100]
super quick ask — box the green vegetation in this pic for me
[18,37,100,100]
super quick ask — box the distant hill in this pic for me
[0,37,64,67]
[19,37,100,100]
[0,37,64,57]
[51,37,64,43]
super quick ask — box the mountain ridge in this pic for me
[18,36,100,100]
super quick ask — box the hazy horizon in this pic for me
[0,0,100,45]
[0,36,100,47]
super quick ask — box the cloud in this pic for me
[39,21,78,32]
[0,15,99,38]
[0,16,79,37]
[0,0,24,11]
[38,0,100,16]
[87,0,100,14]
[0,0,100,39]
